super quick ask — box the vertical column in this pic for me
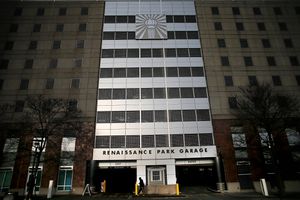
[215,156,225,191]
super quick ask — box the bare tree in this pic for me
[235,83,300,196]
[20,95,82,200]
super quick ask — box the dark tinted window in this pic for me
[20,79,29,90]
[284,39,293,48]
[211,7,219,15]
[221,56,230,66]
[10,24,18,32]
[272,76,282,86]
[37,8,45,16]
[141,49,151,57]
[182,110,196,121]
[166,15,173,23]
[194,88,207,98]
[224,76,234,86]
[154,88,166,99]
[253,7,261,15]
[141,111,153,122]
[185,15,196,22]
[97,112,111,123]
[154,110,167,122]
[266,56,276,66]
[81,7,88,15]
[196,110,210,121]
[24,59,33,69]
[111,111,125,123]
[103,32,115,40]
[240,39,248,48]
[141,88,153,99]
[177,48,189,57]
[33,24,41,32]
[290,56,299,66]
[248,76,258,86]
[115,49,126,58]
[141,68,152,77]
[127,68,139,77]
[173,15,184,22]
[187,31,198,39]
[126,111,140,123]
[98,89,112,99]
[79,23,87,32]
[228,97,238,109]
[214,22,222,30]
[181,88,194,98]
[217,39,226,48]
[153,68,164,77]
[232,7,240,15]
[257,23,266,31]
[178,67,191,77]
[14,7,22,16]
[152,49,163,57]
[127,88,139,99]
[116,16,127,23]
[105,16,115,23]
[112,89,125,99]
[100,68,112,78]
[165,49,176,57]
[169,110,182,121]
[115,32,127,40]
[236,22,244,31]
[127,49,139,58]
[166,67,178,77]
[175,31,187,39]
[191,67,204,76]
[189,48,201,57]
[262,39,271,48]
[244,56,253,66]
[113,68,126,78]
[59,8,67,16]
[167,88,180,98]
[273,7,282,15]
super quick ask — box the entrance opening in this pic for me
[176,166,217,188]
[97,167,136,193]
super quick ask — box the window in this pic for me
[211,7,219,15]
[221,56,230,66]
[15,100,24,112]
[81,7,88,15]
[102,49,114,58]
[28,41,37,50]
[189,48,201,57]
[177,48,189,57]
[126,136,140,148]
[156,135,169,147]
[152,49,163,57]
[248,76,258,86]
[79,23,86,32]
[240,39,248,48]
[178,67,191,77]
[115,49,126,58]
[100,68,112,78]
[257,22,266,31]
[95,136,110,147]
[224,76,234,86]
[128,16,135,23]
[284,39,293,48]
[154,88,166,99]
[175,31,187,39]
[169,110,182,122]
[244,56,253,66]
[111,136,125,148]
[20,79,29,90]
[232,7,240,15]
[141,111,153,122]
[167,88,180,98]
[290,56,299,66]
[199,134,213,146]
[261,39,271,48]
[115,32,127,40]
[228,97,238,109]
[98,89,111,99]
[214,22,222,31]
[113,68,126,78]
[173,15,185,23]
[14,7,22,16]
[45,78,54,89]
[182,110,196,121]
[142,135,154,148]
[295,75,300,86]
[278,22,287,31]
[272,76,282,86]
[33,24,41,32]
[111,111,125,123]
[153,68,164,77]
[71,79,80,88]
[127,68,139,77]
[154,110,167,122]
[0,79,3,90]
[185,15,196,23]
[37,8,45,16]
[104,16,115,23]
[68,99,78,111]
[141,49,151,57]
[56,24,64,32]
[166,15,173,23]
[273,7,282,15]
[196,110,210,121]
[74,59,82,68]
[116,16,128,23]
[126,111,140,123]
[53,40,61,49]
[253,7,262,15]
[187,31,199,39]
[4,41,14,50]
[171,134,184,147]
[141,88,153,99]
[57,167,72,191]
[165,49,176,57]
[217,39,226,48]
[191,67,204,76]
[185,134,199,146]
[103,32,115,40]
[236,22,244,31]
[76,40,84,48]
[0,169,13,192]
[59,8,67,16]
[181,88,193,98]
[194,88,207,98]
[10,24,18,32]
[127,49,139,58]
[112,89,125,99]
[0,59,9,69]
[49,59,58,68]
[266,56,276,66]
[24,59,33,69]
[97,112,111,123]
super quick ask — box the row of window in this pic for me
[0,78,80,91]
[13,7,88,17]
[96,109,210,123]
[3,40,85,51]
[219,56,299,67]
[211,6,300,16]
[0,58,82,70]
[95,133,213,148]
[9,23,87,33]
[214,21,289,31]
[104,15,196,24]
[224,75,299,87]
[100,67,203,78]
[102,48,201,58]
[103,31,199,40]
[98,87,207,100]
[217,38,295,48]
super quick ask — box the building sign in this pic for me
[93,146,217,160]
[136,14,167,39]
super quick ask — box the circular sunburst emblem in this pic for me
[136,14,167,39]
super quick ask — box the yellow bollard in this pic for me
[176,183,180,195]
[103,180,106,193]
[135,182,138,196]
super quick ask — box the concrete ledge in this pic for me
[145,184,177,195]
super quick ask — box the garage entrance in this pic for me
[97,167,136,193]
[176,166,217,188]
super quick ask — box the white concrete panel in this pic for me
[154,123,168,129]
[97,100,112,106]
[96,123,111,130]
[169,127,184,134]
[111,123,126,130]
[190,58,203,66]
[164,58,178,66]
[113,59,127,67]
[141,102,154,110]
[141,79,153,87]
[152,79,165,87]
[115,24,128,31]
[126,123,140,129]
[97,105,112,111]
[141,123,155,129]
[175,40,189,47]
[95,129,110,136]
[127,60,140,67]
[155,128,168,134]
[166,79,180,87]
[103,24,116,31]
[153,100,167,109]
[140,59,154,67]
[102,41,115,49]
[125,129,141,135]
[111,129,125,135]
[188,40,201,48]
[141,128,155,135]
[177,58,190,65]
[114,40,128,48]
